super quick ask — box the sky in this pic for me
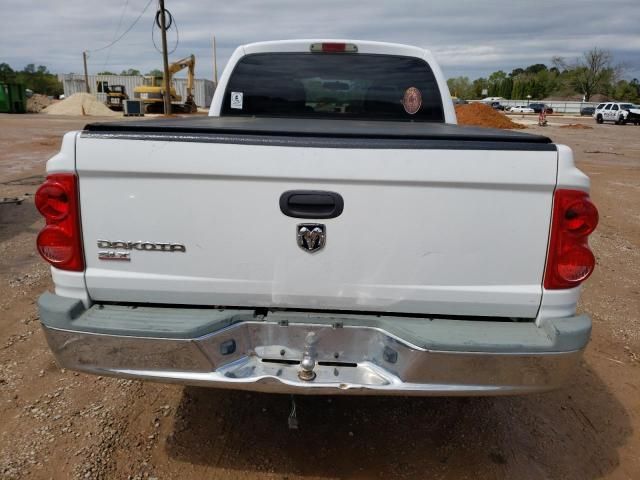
[1,0,639,81]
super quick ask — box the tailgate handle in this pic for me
[279,190,344,219]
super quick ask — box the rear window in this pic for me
[221,53,444,122]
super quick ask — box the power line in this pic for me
[151,6,179,55]
[103,0,130,69]
[87,0,154,54]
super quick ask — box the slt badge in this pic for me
[297,224,326,253]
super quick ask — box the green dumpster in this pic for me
[0,83,27,113]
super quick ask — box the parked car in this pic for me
[509,105,535,113]
[594,102,640,125]
[580,106,596,116]
[489,101,505,111]
[35,39,598,397]
[529,103,554,114]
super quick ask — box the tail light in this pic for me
[35,173,84,271]
[544,189,598,289]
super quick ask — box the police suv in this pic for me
[594,102,640,125]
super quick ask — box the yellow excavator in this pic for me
[133,54,197,113]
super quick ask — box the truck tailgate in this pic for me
[76,118,557,318]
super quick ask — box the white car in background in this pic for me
[509,105,535,113]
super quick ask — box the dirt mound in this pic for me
[560,123,593,129]
[43,93,119,117]
[455,103,525,129]
[26,94,54,113]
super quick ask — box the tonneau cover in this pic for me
[84,116,553,146]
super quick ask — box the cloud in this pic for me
[1,0,638,80]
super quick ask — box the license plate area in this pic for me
[196,321,416,387]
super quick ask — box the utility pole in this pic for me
[158,0,172,115]
[212,35,218,87]
[82,51,90,93]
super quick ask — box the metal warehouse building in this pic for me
[58,74,216,108]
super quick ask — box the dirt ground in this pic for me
[0,113,639,480]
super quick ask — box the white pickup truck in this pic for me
[36,40,598,396]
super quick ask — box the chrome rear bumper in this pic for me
[38,293,591,396]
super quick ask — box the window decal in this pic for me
[230,92,243,109]
[402,87,422,114]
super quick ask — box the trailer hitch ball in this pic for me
[298,331,318,381]
[299,357,316,381]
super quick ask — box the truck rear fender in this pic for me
[537,144,591,326]
[46,131,78,174]
[44,131,90,307]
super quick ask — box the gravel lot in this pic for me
[1,113,639,479]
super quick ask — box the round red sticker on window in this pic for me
[402,87,422,114]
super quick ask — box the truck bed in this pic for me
[74,116,560,318]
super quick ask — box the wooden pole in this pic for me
[83,51,90,93]
[158,0,172,115]
[213,35,218,86]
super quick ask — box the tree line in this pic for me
[0,63,63,96]
[0,63,169,97]
[447,48,639,102]
[3,47,638,102]
[96,69,164,77]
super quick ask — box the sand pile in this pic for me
[455,103,524,129]
[43,93,119,116]
[560,123,593,129]
[27,94,54,113]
